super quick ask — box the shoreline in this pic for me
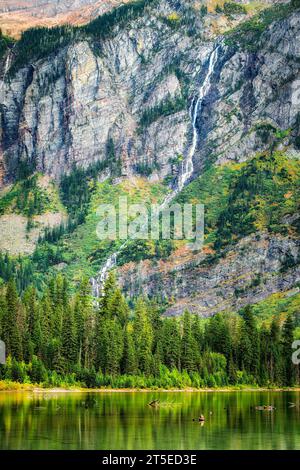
[1,382,300,393]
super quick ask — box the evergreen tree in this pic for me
[239,306,259,378]
[106,287,129,326]
[133,297,153,375]
[74,277,93,366]
[281,314,296,386]
[3,280,22,360]
[100,272,118,316]
[24,286,42,358]
[181,310,197,372]
[0,271,299,390]
[61,306,77,370]
[160,318,181,370]
[270,317,282,385]
[122,325,137,375]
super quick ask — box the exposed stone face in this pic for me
[2,2,300,186]
[118,233,300,316]
[193,12,300,172]
[0,0,129,38]
[0,28,193,180]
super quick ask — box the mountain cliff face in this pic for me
[0,1,128,38]
[2,0,298,186]
[119,233,300,316]
[0,0,299,317]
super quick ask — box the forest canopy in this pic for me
[0,273,299,389]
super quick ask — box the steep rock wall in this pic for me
[1,2,299,186]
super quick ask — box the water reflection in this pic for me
[0,391,299,450]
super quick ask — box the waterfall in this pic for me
[0,50,12,92]
[91,44,221,296]
[178,44,220,191]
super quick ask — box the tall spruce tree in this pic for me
[281,314,296,386]
[3,280,22,360]
[160,318,181,370]
[270,317,282,385]
[240,306,259,378]
[181,310,197,372]
[122,325,137,375]
[133,297,153,375]
[61,306,77,370]
[24,286,42,358]
[74,277,93,367]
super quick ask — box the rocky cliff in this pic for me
[119,233,300,316]
[0,0,128,38]
[2,0,298,185]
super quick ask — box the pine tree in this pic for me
[74,277,92,366]
[160,318,181,370]
[106,319,124,375]
[240,306,259,378]
[147,298,162,354]
[259,324,269,385]
[181,310,197,372]
[106,287,129,326]
[61,306,77,370]
[122,325,137,375]
[82,309,96,369]
[100,272,118,317]
[3,280,22,360]
[24,286,42,357]
[0,292,5,339]
[133,297,153,375]
[281,314,296,387]
[270,317,281,385]
[206,313,232,365]
[40,292,54,366]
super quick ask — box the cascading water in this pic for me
[179,44,220,191]
[91,44,221,296]
[0,50,12,92]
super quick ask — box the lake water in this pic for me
[0,391,299,450]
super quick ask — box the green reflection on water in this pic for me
[0,391,299,450]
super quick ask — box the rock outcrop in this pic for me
[1,1,299,186]
[118,233,300,316]
[0,0,128,38]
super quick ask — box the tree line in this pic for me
[0,273,298,389]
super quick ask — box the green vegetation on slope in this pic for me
[214,152,300,249]
[0,172,170,290]
[176,152,300,252]
[33,177,168,283]
[0,174,62,218]
[1,151,298,289]
[216,2,247,17]
[251,289,300,328]
[0,274,299,389]
[7,0,288,75]
[9,0,159,74]
[137,94,186,134]
[224,1,298,52]
[223,2,247,17]
[0,29,15,61]
[0,253,35,292]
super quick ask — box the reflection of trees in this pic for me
[0,392,299,450]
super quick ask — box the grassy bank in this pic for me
[1,380,300,393]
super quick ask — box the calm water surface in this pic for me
[0,391,299,450]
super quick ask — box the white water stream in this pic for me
[0,51,12,92]
[91,44,221,296]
